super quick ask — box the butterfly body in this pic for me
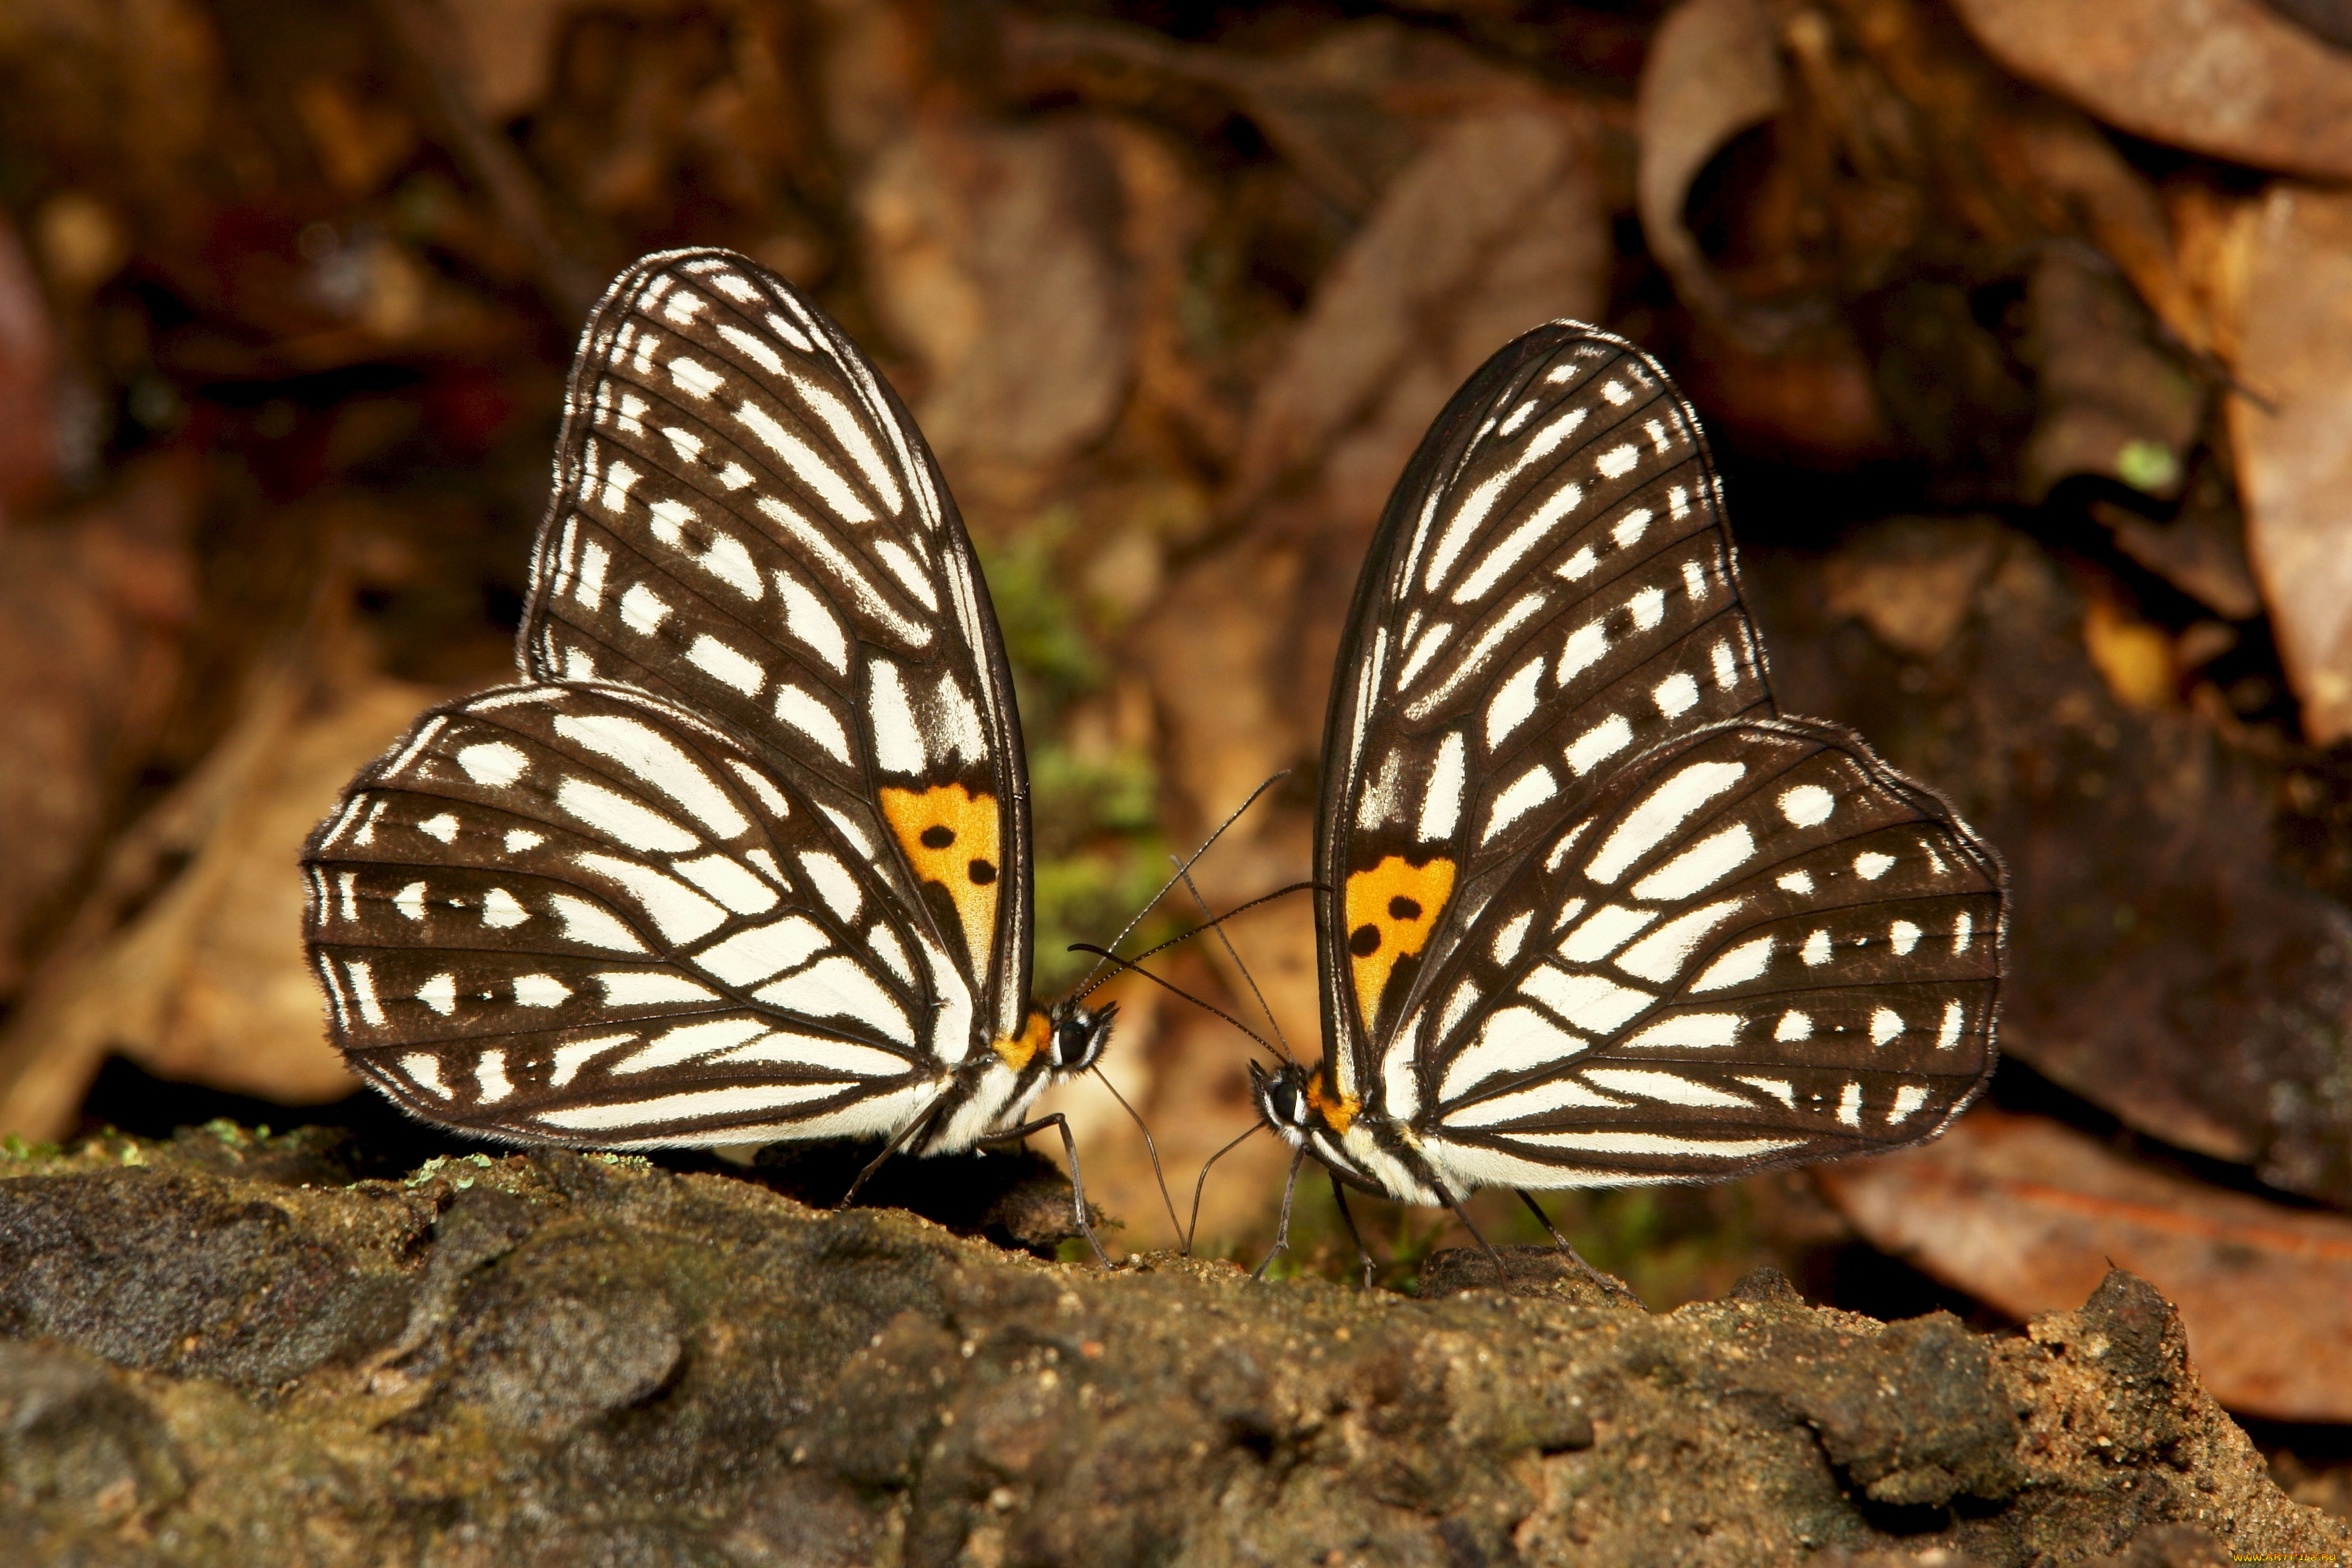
[305,250,1118,1165]
[1259,323,2005,1218]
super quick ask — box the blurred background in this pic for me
[2,0,2352,1513]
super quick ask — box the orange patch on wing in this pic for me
[1307,1074,1361,1134]
[994,1008,1051,1072]
[1343,855,1456,1036]
[881,783,1002,976]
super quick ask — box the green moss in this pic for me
[976,508,1102,708]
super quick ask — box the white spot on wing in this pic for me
[554,714,749,839]
[797,850,863,922]
[1870,1008,1904,1046]
[1565,714,1633,775]
[1486,657,1547,749]
[1653,672,1699,718]
[415,973,456,1016]
[1585,1068,1751,1108]
[776,571,848,673]
[597,970,722,1006]
[686,634,766,695]
[1691,934,1772,992]
[1587,760,1746,883]
[551,894,648,953]
[578,852,729,944]
[1614,900,1743,985]
[774,685,853,763]
[1780,785,1834,827]
[674,854,780,915]
[1418,731,1468,843]
[456,742,528,787]
[1491,910,1533,967]
[1559,904,1658,964]
[1481,766,1557,844]
[867,662,925,776]
[1438,1005,1591,1102]
[1630,823,1756,901]
[692,914,830,987]
[513,974,570,1007]
[1521,966,1652,1035]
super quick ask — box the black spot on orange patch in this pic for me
[1343,855,1456,1036]
[881,784,1001,976]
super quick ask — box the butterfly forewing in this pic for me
[1319,326,1774,1101]
[520,250,1031,1043]
[1399,718,2001,1191]
[305,681,957,1146]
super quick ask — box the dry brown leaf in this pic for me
[1002,14,1529,220]
[2091,493,2261,623]
[1233,103,1607,525]
[1820,519,2000,660]
[2019,251,2204,504]
[2223,184,2352,744]
[860,115,1134,494]
[0,457,198,997]
[444,0,575,123]
[0,214,59,514]
[1951,0,2352,182]
[1820,1108,2352,1422]
[0,671,441,1140]
[1635,0,1786,340]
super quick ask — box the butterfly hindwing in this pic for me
[303,682,952,1147]
[1318,326,1773,1106]
[518,249,1032,1045]
[1399,718,2002,1192]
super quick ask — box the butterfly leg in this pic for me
[1328,1172,1383,1290]
[1513,1188,1638,1304]
[1441,1189,1511,1283]
[1251,1147,1309,1280]
[982,1112,1112,1267]
[839,1093,952,1211]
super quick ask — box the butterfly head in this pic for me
[1046,998,1117,1076]
[1248,1059,1322,1148]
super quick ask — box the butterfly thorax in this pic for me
[918,998,1116,1155]
[1250,1058,1406,1195]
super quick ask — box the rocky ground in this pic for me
[0,1124,2339,1567]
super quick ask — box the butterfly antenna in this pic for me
[1185,1121,1263,1256]
[1091,1065,1184,1247]
[1175,859,1293,1065]
[1075,881,1317,994]
[1067,945,1279,1059]
[1071,771,1290,996]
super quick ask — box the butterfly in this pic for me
[302,249,1124,1253]
[1244,323,2005,1280]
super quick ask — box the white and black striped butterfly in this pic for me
[1248,323,2005,1266]
[303,250,1119,1237]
